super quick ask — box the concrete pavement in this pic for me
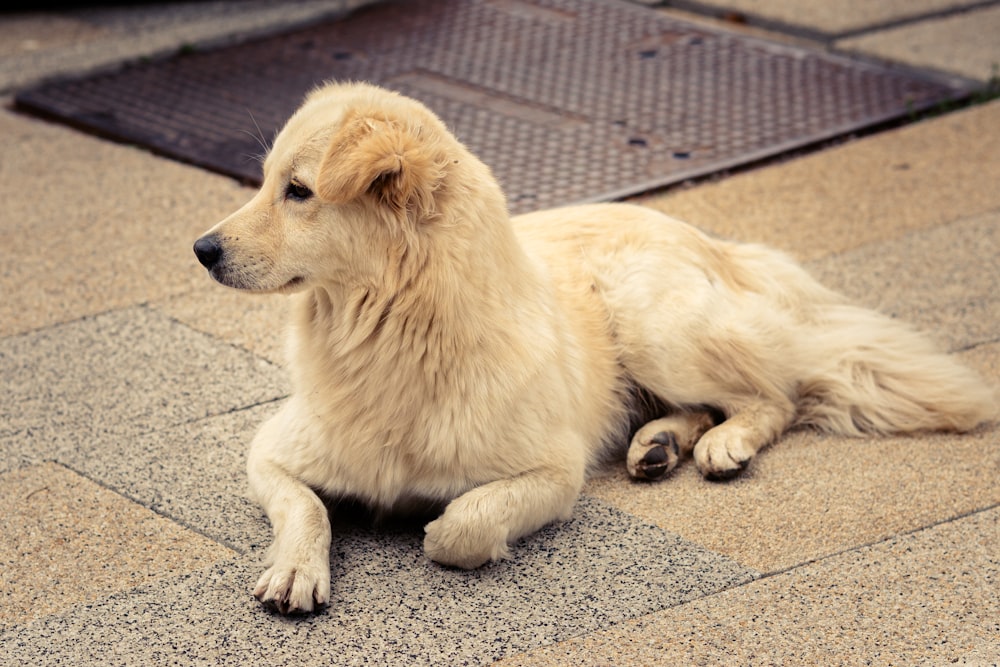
[1,1,998,664]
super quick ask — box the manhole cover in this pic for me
[15,0,964,213]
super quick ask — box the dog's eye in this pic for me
[285,181,313,202]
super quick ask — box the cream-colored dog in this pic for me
[194,81,996,614]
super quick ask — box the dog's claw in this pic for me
[253,563,330,615]
[696,436,753,481]
[257,589,323,616]
[260,595,293,616]
[703,458,749,481]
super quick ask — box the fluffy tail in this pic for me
[795,304,997,435]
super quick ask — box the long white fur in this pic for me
[195,82,997,614]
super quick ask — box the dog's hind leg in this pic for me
[627,411,716,481]
[423,438,586,569]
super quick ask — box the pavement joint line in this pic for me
[145,301,286,370]
[0,300,247,345]
[617,499,1000,607]
[0,304,122,341]
[25,459,249,555]
[802,203,1000,270]
[954,336,1000,353]
[830,0,1000,41]
[123,394,290,445]
[660,0,1000,44]
[171,395,289,433]
[754,500,1000,581]
[1,394,287,448]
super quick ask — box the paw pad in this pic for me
[634,432,678,480]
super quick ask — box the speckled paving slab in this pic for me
[14,0,964,214]
[0,306,287,474]
[55,402,282,553]
[152,289,289,365]
[497,506,1000,665]
[805,209,1000,353]
[0,496,756,666]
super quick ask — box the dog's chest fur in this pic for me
[279,265,631,508]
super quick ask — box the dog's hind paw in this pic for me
[627,431,679,480]
[627,413,716,481]
[693,430,754,480]
[253,561,331,615]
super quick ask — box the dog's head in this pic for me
[193,82,478,293]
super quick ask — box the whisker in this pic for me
[241,109,271,155]
[239,150,267,167]
[237,110,273,169]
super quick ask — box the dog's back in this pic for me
[515,203,996,455]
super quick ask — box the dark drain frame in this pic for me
[15,0,968,213]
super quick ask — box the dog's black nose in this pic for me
[193,236,222,269]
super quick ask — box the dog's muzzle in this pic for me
[193,236,223,270]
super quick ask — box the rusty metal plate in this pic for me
[15,0,964,213]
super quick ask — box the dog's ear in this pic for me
[316,113,442,215]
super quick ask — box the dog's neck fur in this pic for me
[287,195,559,419]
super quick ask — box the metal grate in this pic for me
[15,0,964,213]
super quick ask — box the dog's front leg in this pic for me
[423,455,585,569]
[247,433,331,615]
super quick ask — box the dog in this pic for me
[194,81,996,614]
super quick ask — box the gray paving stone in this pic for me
[0,497,757,666]
[60,402,281,553]
[0,307,288,474]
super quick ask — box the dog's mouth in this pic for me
[208,268,306,294]
[280,276,306,291]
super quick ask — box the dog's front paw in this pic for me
[693,429,755,480]
[253,559,330,615]
[424,509,509,569]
